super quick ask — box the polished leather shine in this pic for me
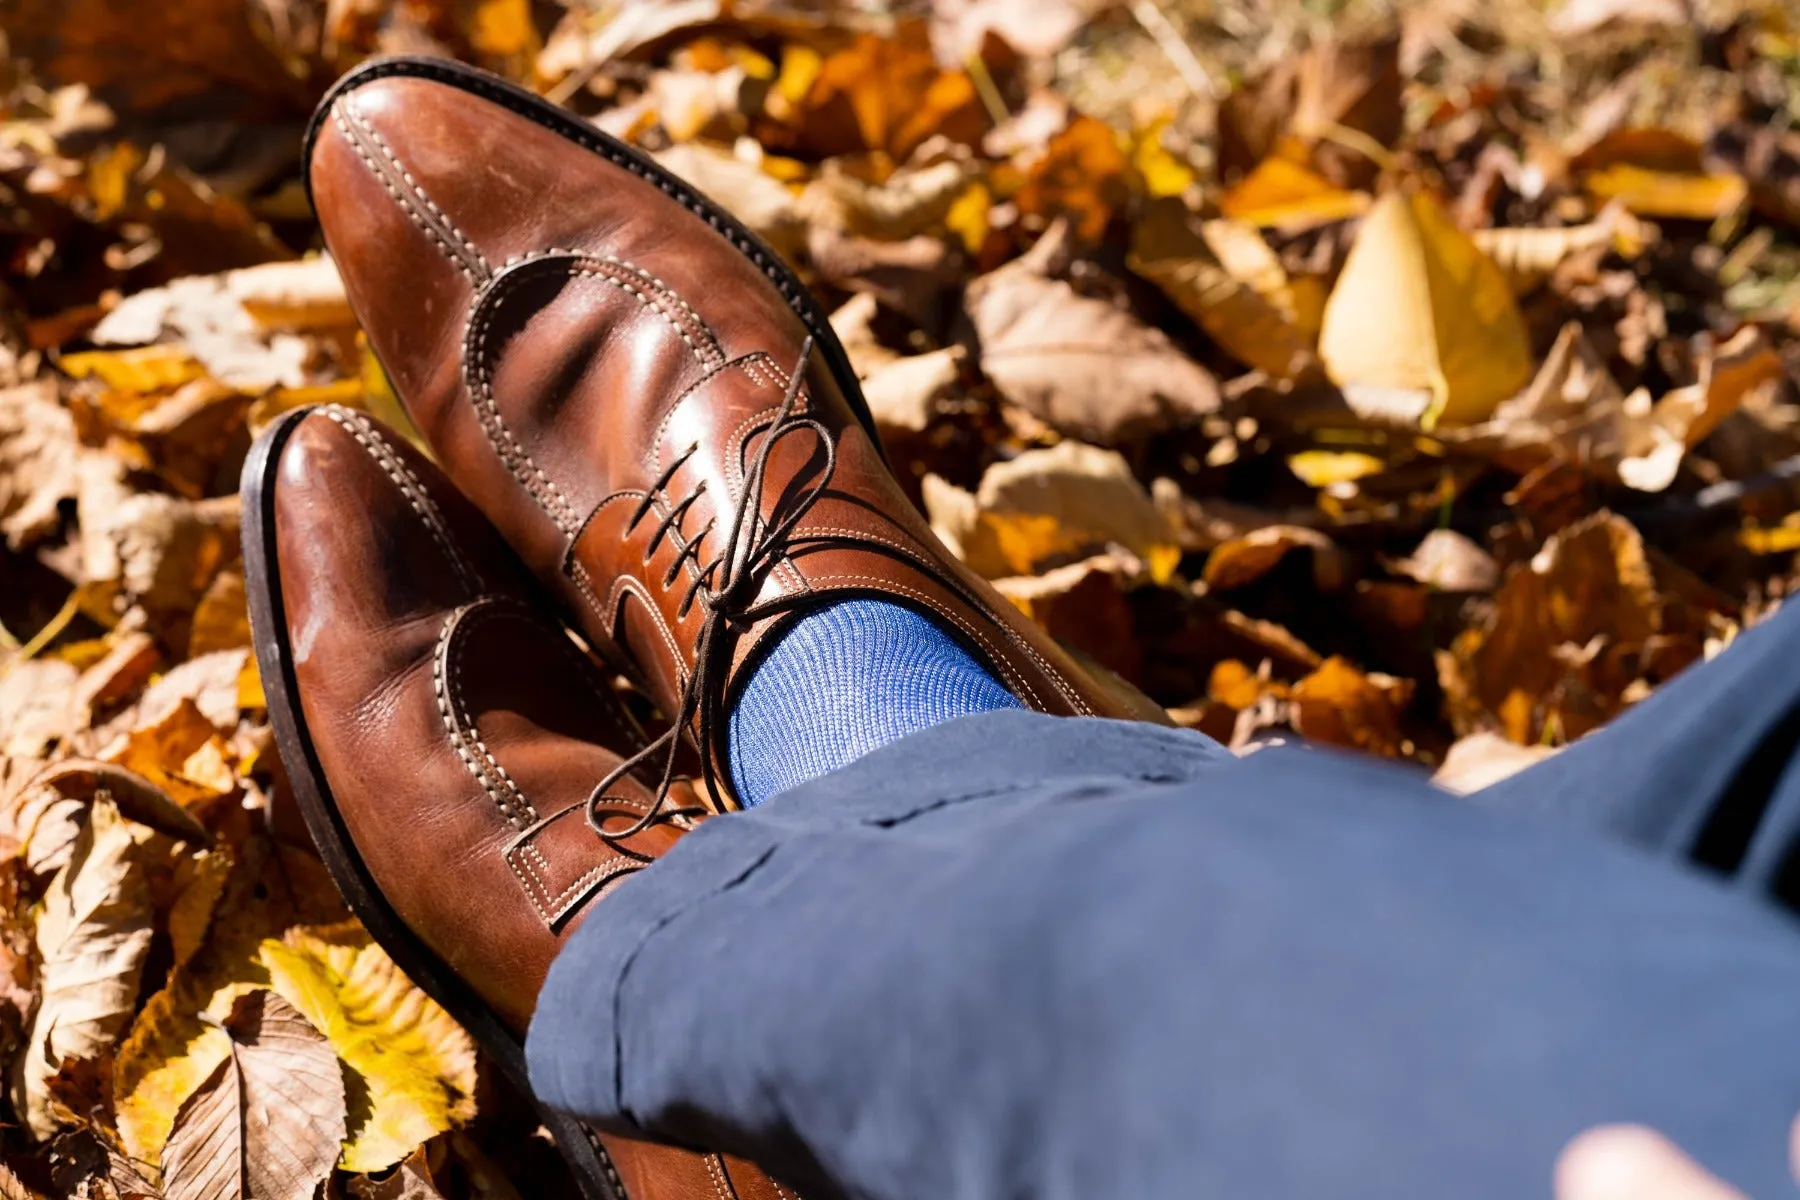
[308,58,1135,801]
[258,404,796,1200]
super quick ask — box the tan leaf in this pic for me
[160,990,347,1200]
[861,347,965,437]
[651,144,806,262]
[964,231,1219,443]
[14,798,154,1139]
[799,158,974,241]
[1471,204,1638,294]
[536,0,720,81]
[0,660,85,760]
[0,381,81,550]
[261,923,477,1173]
[1549,0,1688,34]
[1203,526,1345,592]
[1130,199,1320,379]
[347,1147,445,1200]
[1454,323,1782,492]
[928,0,1088,63]
[1433,733,1557,795]
[923,441,1178,580]
[994,555,1143,683]
[116,831,333,1172]
[1318,188,1534,427]
[1385,530,1499,593]
[9,760,209,858]
[90,274,311,393]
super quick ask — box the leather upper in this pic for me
[267,404,796,1200]
[309,64,1136,802]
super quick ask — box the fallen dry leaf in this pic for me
[964,228,1219,443]
[0,382,81,550]
[1130,199,1321,379]
[14,798,153,1139]
[1433,733,1558,794]
[1386,529,1500,593]
[1318,188,1534,427]
[1217,34,1403,191]
[261,924,477,1174]
[160,990,347,1200]
[925,440,1178,580]
[1203,526,1346,592]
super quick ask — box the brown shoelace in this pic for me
[584,336,836,847]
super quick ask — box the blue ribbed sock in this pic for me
[727,599,1024,807]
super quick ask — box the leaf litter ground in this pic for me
[3,0,1800,1193]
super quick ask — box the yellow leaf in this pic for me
[60,345,206,393]
[946,181,992,255]
[87,141,145,222]
[236,656,265,711]
[1739,521,1800,555]
[116,831,333,1173]
[1290,657,1412,756]
[261,923,477,1173]
[1219,157,1371,230]
[1585,164,1748,219]
[1130,200,1319,378]
[774,43,823,107]
[1286,450,1387,487]
[1208,660,1270,709]
[468,0,538,59]
[249,378,365,435]
[1318,189,1534,427]
[1132,116,1195,198]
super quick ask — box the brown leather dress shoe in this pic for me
[305,56,1156,811]
[243,404,800,1200]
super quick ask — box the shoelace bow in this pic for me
[585,336,836,849]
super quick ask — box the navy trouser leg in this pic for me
[526,604,1800,1200]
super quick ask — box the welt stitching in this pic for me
[350,62,815,320]
[347,100,490,275]
[321,406,483,594]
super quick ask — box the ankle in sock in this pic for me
[726,598,1023,807]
